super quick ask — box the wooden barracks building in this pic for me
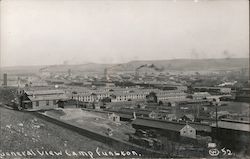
[19,89,68,111]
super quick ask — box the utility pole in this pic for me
[196,104,200,119]
[215,102,218,132]
[213,98,220,138]
[77,95,79,108]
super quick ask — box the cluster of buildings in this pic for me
[192,86,232,95]
[131,117,250,152]
[15,86,189,111]
[2,68,249,155]
[71,88,187,103]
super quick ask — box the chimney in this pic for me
[3,73,7,86]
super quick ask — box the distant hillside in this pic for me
[122,58,249,72]
[39,63,110,73]
[1,65,43,75]
[2,58,248,74]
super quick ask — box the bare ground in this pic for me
[0,106,113,158]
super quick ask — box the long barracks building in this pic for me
[71,88,187,103]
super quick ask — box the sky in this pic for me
[0,0,249,67]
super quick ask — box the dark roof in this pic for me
[117,113,132,119]
[196,116,216,121]
[211,121,250,132]
[58,99,78,104]
[132,117,211,133]
[221,118,250,124]
[189,123,211,132]
[132,118,185,132]
[194,87,229,89]
[182,114,195,119]
[118,108,154,116]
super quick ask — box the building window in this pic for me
[36,101,39,107]
[46,100,49,106]
[53,100,56,105]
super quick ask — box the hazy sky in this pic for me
[0,0,249,67]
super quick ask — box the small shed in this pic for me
[180,124,196,139]
[148,111,158,119]
[181,114,195,122]
[165,114,177,121]
[108,113,120,122]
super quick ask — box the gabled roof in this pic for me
[27,94,68,101]
[25,89,65,96]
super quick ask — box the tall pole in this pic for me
[213,99,219,138]
[77,95,79,108]
[196,104,200,119]
[215,102,218,133]
[215,99,220,138]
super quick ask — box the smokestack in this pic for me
[134,70,139,80]
[68,69,71,77]
[3,73,7,86]
[249,51,250,83]
[104,68,108,81]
